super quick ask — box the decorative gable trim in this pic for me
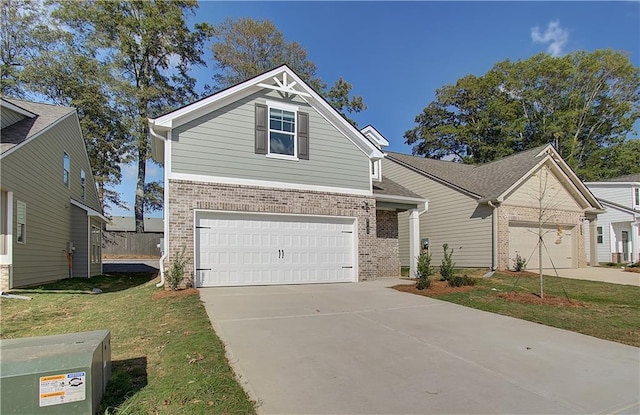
[360,124,389,148]
[149,65,384,160]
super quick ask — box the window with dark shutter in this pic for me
[255,103,268,154]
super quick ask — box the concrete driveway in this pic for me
[199,279,639,415]
[542,266,640,286]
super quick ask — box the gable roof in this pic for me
[600,173,640,184]
[148,65,384,162]
[598,198,640,216]
[387,144,602,209]
[1,98,76,155]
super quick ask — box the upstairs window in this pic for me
[596,226,603,244]
[80,169,86,199]
[63,152,70,187]
[255,103,309,160]
[269,108,296,157]
[635,188,639,207]
[16,200,26,244]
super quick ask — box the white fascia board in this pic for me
[70,199,108,222]
[168,172,373,197]
[360,125,390,148]
[0,99,37,118]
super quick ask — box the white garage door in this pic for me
[195,212,356,287]
[509,223,575,269]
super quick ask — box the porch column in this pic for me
[589,217,598,266]
[409,208,420,278]
[631,222,639,263]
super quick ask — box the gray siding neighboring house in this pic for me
[584,174,640,264]
[149,65,426,287]
[0,98,106,291]
[386,145,603,271]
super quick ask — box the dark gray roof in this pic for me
[373,176,422,199]
[106,216,164,232]
[599,198,640,215]
[1,98,75,154]
[386,145,550,199]
[602,173,640,183]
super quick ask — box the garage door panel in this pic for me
[196,212,356,287]
[509,223,574,269]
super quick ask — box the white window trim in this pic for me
[596,226,603,244]
[266,100,299,160]
[634,187,640,207]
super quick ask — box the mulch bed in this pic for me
[623,267,640,274]
[152,288,199,300]
[496,292,586,307]
[392,280,477,296]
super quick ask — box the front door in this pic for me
[621,231,629,262]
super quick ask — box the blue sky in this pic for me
[113,1,640,218]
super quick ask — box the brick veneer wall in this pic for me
[376,210,400,277]
[497,204,586,270]
[166,179,378,287]
[0,265,9,292]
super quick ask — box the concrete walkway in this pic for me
[542,266,640,286]
[199,279,639,415]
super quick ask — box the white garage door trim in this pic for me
[194,210,358,287]
[508,221,576,269]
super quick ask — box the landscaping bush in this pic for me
[166,246,189,290]
[448,274,477,288]
[415,251,433,290]
[440,243,456,281]
[513,252,527,272]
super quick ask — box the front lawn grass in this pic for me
[0,273,256,414]
[406,270,640,347]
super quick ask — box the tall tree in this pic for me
[211,17,366,125]
[405,50,640,179]
[51,0,212,231]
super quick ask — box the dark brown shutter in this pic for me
[297,111,309,160]
[255,103,268,154]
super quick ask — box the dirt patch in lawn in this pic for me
[499,270,540,277]
[496,292,586,307]
[152,288,199,300]
[392,280,477,296]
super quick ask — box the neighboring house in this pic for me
[0,98,106,291]
[584,174,640,264]
[104,216,164,258]
[148,65,426,287]
[384,145,603,271]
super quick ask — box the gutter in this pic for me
[149,120,167,288]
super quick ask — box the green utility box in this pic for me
[0,330,111,414]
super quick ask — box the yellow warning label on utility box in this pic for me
[39,372,86,407]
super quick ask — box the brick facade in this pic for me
[497,204,586,270]
[0,265,9,292]
[166,179,381,287]
[376,210,400,277]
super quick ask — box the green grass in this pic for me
[0,274,256,414]
[427,270,640,347]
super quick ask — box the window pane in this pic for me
[270,132,295,156]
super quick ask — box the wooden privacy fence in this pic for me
[103,232,163,257]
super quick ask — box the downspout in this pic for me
[149,120,167,288]
[487,201,498,270]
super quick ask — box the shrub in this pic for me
[629,262,639,268]
[513,252,527,272]
[448,274,477,288]
[440,243,456,281]
[415,251,433,290]
[166,247,189,290]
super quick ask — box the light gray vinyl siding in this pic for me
[1,107,25,129]
[383,159,493,268]
[171,90,370,192]
[0,114,102,287]
[588,185,634,208]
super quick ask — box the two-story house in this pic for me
[585,174,640,264]
[1,98,106,291]
[149,65,426,288]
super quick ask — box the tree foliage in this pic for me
[48,0,212,231]
[211,17,366,124]
[405,50,640,179]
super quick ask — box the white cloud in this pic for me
[531,20,569,57]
